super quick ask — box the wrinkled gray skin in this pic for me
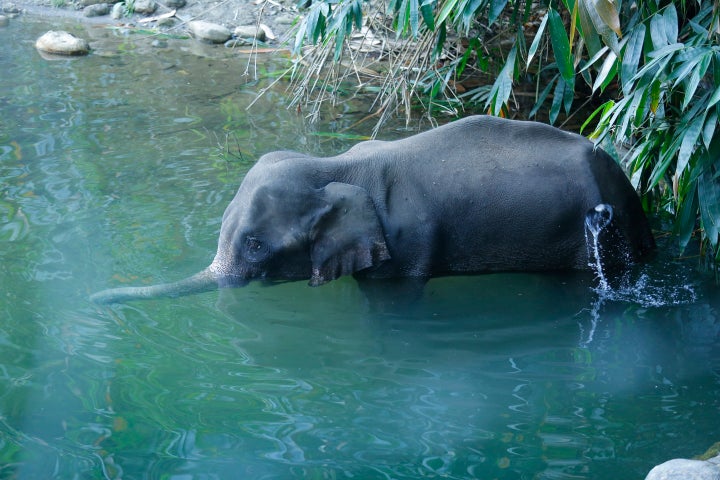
[90,116,655,304]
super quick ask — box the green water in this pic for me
[1,14,719,480]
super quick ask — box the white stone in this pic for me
[646,458,720,480]
[35,31,90,56]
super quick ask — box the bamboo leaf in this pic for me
[436,0,459,27]
[486,44,517,115]
[409,0,420,36]
[593,0,621,36]
[580,99,612,135]
[633,85,650,128]
[649,11,668,48]
[650,79,661,113]
[577,0,602,56]
[592,49,617,92]
[699,170,720,249]
[550,77,565,124]
[294,18,308,52]
[581,0,620,53]
[460,0,484,32]
[529,75,557,118]
[674,183,698,253]
[414,0,422,34]
[650,134,681,189]
[669,49,703,88]
[618,89,644,140]
[620,24,645,95]
[548,8,574,82]
[631,43,683,84]
[397,0,409,34]
[663,3,678,44]
[707,84,720,111]
[433,21,446,57]
[568,0,578,51]
[703,110,717,150]
[353,0,363,29]
[579,45,609,72]
[683,52,711,111]
[563,75,575,113]
[420,0,435,30]
[676,114,705,179]
[489,0,508,24]
[526,12,548,67]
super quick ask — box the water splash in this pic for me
[584,204,614,291]
[580,204,699,345]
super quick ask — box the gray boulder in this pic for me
[83,3,110,17]
[188,20,231,43]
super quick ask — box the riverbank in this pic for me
[0,0,300,47]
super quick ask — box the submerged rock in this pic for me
[188,20,231,43]
[35,30,90,56]
[0,15,8,27]
[645,455,720,480]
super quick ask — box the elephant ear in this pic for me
[309,182,390,286]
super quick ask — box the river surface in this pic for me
[1,14,719,480]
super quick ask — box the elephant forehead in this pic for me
[224,183,319,232]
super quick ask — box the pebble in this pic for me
[35,30,90,56]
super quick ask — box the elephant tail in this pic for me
[90,267,218,304]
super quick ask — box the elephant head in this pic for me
[90,175,390,304]
[210,179,390,287]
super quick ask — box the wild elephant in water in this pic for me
[90,115,655,304]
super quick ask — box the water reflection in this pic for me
[1,13,719,480]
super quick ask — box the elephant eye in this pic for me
[244,236,269,262]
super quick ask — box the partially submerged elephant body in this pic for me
[90,116,655,304]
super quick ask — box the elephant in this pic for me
[90,115,656,304]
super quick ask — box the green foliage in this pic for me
[582,2,720,261]
[288,0,720,260]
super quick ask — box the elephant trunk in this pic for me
[90,267,218,304]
